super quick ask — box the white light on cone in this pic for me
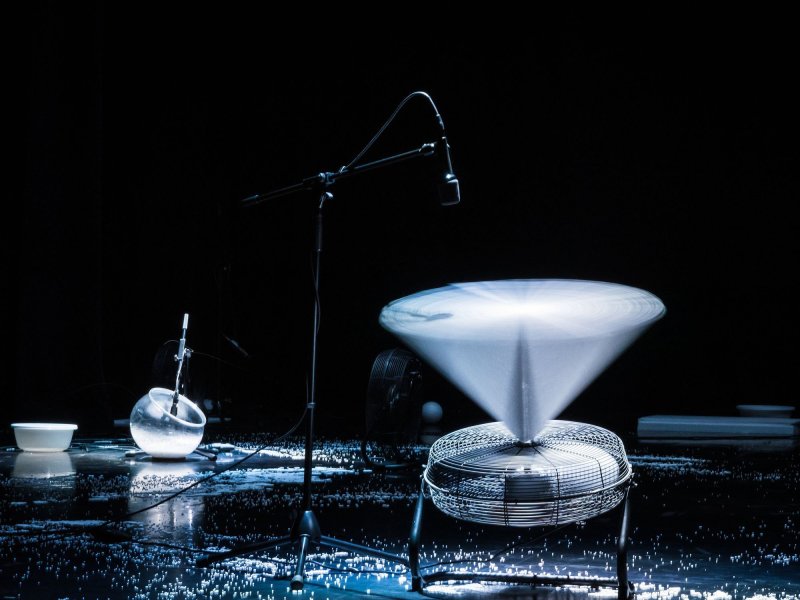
[380,279,665,441]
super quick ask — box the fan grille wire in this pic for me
[424,420,631,527]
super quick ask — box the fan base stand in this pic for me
[409,484,634,600]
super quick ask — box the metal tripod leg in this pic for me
[195,535,295,567]
[617,486,633,600]
[409,480,426,591]
[291,534,312,590]
[198,507,410,591]
[286,510,321,591]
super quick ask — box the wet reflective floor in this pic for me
[0,434,797,599]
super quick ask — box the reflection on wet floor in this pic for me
[0,435,798,599]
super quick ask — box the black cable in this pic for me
[1,407,308,541]
[12,472,572,580]
[34,327,318,544]
[159,340,269,381]
[339,91,441,172]
[306,560,401,575]
[190,349,253,373]
[98,542,402,576]
[125,540,211,554]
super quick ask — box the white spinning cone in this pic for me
[379,279,665,441]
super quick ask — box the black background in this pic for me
[11,6,798,439]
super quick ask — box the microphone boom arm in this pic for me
[241,141,440,208]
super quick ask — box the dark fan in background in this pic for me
[361,348,426,471]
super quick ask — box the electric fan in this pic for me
[361,348,424,471]
[424,420,631,527]
[379,279,665,598]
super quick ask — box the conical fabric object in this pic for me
[379,280,665,441]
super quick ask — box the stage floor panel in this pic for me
[0,434,797,599]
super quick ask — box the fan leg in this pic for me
[617,486,632,600]
[409,482,426,591]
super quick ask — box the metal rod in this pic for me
[241,142,437,208]
[319,536,410,567]
[617,485,632,600]
[291,535,312,591]
[302,194,327,511]
[195,535,295,567]
[421,571,619,587]
[409,481,426,591]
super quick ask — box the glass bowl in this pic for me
[129,387,206,459]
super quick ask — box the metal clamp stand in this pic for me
[197,142,448,589]
[409,482,634,600]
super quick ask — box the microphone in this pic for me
[176,313,188,363]
[170,313,189,416]
[436,135,460,207]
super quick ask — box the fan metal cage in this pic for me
[365,349,422,440]
[424,420,631,527]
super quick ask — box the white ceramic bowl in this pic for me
[11,423,78,452]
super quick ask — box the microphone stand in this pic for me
[196,140,446,590]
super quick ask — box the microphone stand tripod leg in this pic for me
[195,535,295,568]
[291,534,313,591]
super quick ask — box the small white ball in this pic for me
[421,401,443,424]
